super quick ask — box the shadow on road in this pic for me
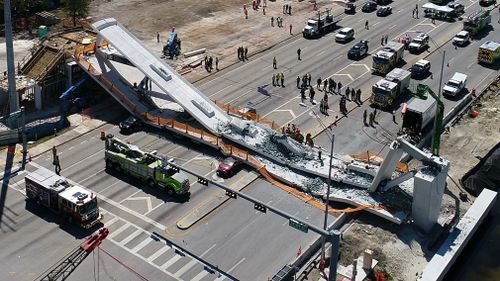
[0,146,17,232]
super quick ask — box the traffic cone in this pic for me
[28,153,32,162]
[100,130,106,140]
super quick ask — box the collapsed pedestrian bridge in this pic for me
[74,18,443,226]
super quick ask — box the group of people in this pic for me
[237,46,249,61]
[203,56,218,72]
[271,16,285,28]
[412,4,419,19]
[283,124,315,148]
[363,109,379,127]
[380,34,389,46]
[282,4,292,15]
[272,73,285,87]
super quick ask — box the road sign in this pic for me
[288,218,309,233]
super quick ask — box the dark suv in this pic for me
[119,116,142,134]
[348,40,369,59]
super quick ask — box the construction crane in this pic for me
[38,227,109,281]
[413,84,445,156]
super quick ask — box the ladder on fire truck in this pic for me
[37,227,109,281]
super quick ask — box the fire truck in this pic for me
[25,167,101,229]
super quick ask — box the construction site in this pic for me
[0,1,499,281]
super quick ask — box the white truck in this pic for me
[402,97,438,135]
[25,166,102,228]
[302,9,340,38]
[371,68,411,107]
[372,41,405,75]
[443,72,467,97]
[408,33,430,54]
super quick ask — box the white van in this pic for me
[443,72,467,97]
[335,27,354,43]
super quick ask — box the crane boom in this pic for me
[39,227,109,281]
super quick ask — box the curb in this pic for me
[176,171,259,230]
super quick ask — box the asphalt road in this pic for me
[1,0,499,280]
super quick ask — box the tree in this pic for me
[63,0,90,26]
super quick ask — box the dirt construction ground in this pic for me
[89,0,340,81]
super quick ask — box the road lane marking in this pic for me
[389,24,397,30]
[273,109,297,118]
[332,73,354,81]
[207,83,237,98]
[227,257,246,273]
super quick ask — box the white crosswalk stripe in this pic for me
[118,229,142,246]
[173,259,197,278]
[161,254,182,271]
[191,270,209,281]
[107,223,130,240]
[147,247,169,262]
[130,237,153,253]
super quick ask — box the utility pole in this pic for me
[432,50,446,156]
[321,134,334,261]
[3,0,20,113]
[21,106,27,169]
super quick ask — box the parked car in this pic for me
[217,157,242,178]
[345,3,356,14]
[409,59,431,79]
[377,6,392,16]
[448,2,465,15]
[348,40,369,59]
[362,2,377,12]
[335,27,355,43]
[479,0,496,6]
[119,116,142,134]
[453,30,470,46]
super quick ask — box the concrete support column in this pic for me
[412,164,449,232]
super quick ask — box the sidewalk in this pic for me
[0,99,124,174]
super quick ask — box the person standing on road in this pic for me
[272,73,276,86]
[356,89,362,104]
[363,110,368,126]
[384,35,388,45]
[337,81,342,94]
[273,56,277,69]
[345,86,350,100]
[244,47,248,60]
[323,79,328,91]
[271,16,274,27]
[369,112,374,126]
[215,57,219,70]
[300,86,306,102]
[280,73,285,87]
[317,78,322,90]
[365,20,369,30]
[296,76,301,88]
[156,32,160,43]
[331,80,337,94]
[297,48,301,60]
[373,109,378,124]
[289,23,293,35]
[307,73,312,86]
[309,86,316,102]
[392,110,397,124]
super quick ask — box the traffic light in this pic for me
[197,177,209,186]
[254,203,267,213]
[225,190,237,199]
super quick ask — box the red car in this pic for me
[217,157,241,178]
